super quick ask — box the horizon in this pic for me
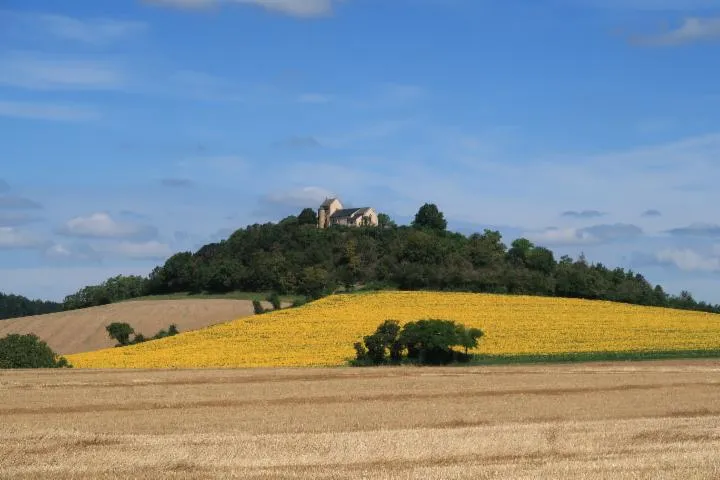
[1,0,719,303]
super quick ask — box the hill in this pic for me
[0,299,262,355]
[60,205,720,316]
[66,291,720,368]
[0,292,62,320]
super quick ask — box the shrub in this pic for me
[354,319,484,366]
[253,300,265,314]
[0,333,71,368]
[106,322,135,346]
[267,292,282,310]
[291,297,307,308]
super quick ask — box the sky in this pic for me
[1,0,720,303]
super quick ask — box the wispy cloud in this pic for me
[143,0,340,18]
[274,136,322,149]
[2,11,146,44]
[0,100,99,121]
[561,210,605,219]
[57,212,158,240]
[97,240,173,260]
[642,209,662,217]
[631,16,720,46]
[0,52,125,90]
[0,196,43,209]
[160,178,195,188]
[0,227,45,249]
[666,223,720,237]
[526,223,643,246]
[655,247,720,273]
[0,212,42,227]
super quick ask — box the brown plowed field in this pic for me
[0,300,261,354]
[1,361,719,479]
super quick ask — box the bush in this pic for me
[291,297,307,308]
[253,300,265,314]
[267,292,282,310]
[107,323,181,346]
[0,334,71,368]
[106,322,135,346]
[353,319,484,366]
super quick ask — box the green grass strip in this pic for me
[467,349,720,365]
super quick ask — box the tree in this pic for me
[412,203,447,231]
[252,300,265,314]
[0,334,70,368]
[377,213,396,229]
[106,322,135,346]
[298,208,317,226]
[354,319,484,365]
[267,292,282,310]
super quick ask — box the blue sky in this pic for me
[1,0,720,303]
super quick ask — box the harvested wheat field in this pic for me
[68,291,720,368]
[1,361,719,479]
[0,300,262,355]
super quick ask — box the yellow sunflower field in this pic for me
[67,291,720,368]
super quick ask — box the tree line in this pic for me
[61,203,720,314]
[0,292,63,320]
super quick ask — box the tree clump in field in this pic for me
[0,333,71,368]
[106,322,179,347]
[353,319,484,366]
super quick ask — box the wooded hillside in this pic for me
[61,205,720,315]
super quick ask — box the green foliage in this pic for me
[297,208,318,226]
[63,275,149,311]
[412,203,447,231]
[377,213,396,229]
[106,322,135,346]
[291,297,307,308]
[267,292,282,310]
[0,292,62,320]
[354,319,484,366]
[106,323,180,346]
[253,300,265,315]
[61,203,720,316]
[0,334,71,368]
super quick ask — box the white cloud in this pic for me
[44,242,102,263]
[656,248,720,273]
[58,213,157,240]
[100,241,172,260]
[0,52,125,90]
[525,224,643,247]
[0,100,99,121]
[526,227,599,246]
[0,227,44,249]
[632,16,720,46]
[144,0,339,18]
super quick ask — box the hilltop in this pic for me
[61,204,720,316]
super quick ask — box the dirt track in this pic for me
[1,360,719,479]
[0,300,259,354]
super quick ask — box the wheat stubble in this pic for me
[1,360,719,479]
